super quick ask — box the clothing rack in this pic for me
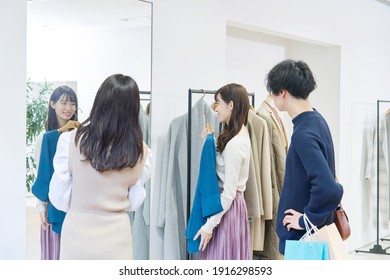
[140,90,151,101]
[186,88,255,259]
[356,99,390,255]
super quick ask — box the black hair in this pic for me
[75,74,143,172]
[265,59,317,99]
[46,86,78,131]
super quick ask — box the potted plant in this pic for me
[26,79,53,193]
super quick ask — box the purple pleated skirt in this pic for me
[40,224,61,260]
[199,191,251,260]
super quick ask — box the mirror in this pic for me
[26,0,152,259]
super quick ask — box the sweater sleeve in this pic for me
[201,138,245,234]
[31,133,51,202]
[127,147,152,211]
[293,130,343,228]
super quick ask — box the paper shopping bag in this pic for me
[304,223,349,260]
[284,239,329,260]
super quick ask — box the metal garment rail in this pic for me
[356,99,390,255]
[186,88,255,259]
[140,90,151,101]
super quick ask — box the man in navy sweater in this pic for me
[265,59,344,256]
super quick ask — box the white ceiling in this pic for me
[27,0,152,30]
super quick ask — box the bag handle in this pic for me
[300,214,319,242]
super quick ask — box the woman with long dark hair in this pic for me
[32,85,78,260]
[49,74,151,259]
[194,83,252,260]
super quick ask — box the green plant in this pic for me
[26,79,53,192]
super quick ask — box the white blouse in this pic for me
[48,131,152,212]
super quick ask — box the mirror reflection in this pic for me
[26,0,152,260]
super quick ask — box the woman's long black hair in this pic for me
[46,86,78,131]
[75,74,143,172]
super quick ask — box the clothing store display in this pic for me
[246,109,272,253]
[359,101,390,256]
[254,100,287,260]
[186,134,223,254]
[128,106,152,259]
[32,129,65,260]
[49,129,151,259]
[365,110,389,227]
[334,204,351,241]
[156,98,219,259]
[276,110,343,255]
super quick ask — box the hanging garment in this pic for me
[32,129,65,260]
[260,95,289,152]
[128,106,152,259]
[156,98,219,259]
[255,102,287,260]
[365,112,389,227]
[185,134,223,254]
[246,109,272,252]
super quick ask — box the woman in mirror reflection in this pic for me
[32,85,78,260]
[48,74,152,259]
[194,83,252,259]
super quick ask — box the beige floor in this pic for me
[26,196,390,260]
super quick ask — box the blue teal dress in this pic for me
[32,129,66,234]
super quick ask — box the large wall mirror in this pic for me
[26,0,152,259]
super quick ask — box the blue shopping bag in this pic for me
[284,239,330,260]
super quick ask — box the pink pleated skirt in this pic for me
[199,191,251,260]
[40,224,61,260]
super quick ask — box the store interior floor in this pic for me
[26,196,390,260]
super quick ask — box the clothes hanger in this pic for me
[57,120,80,133]
[203,109,213,134]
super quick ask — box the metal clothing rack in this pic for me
[186,88,255,259]
[140,90,151,101]
[356,99,390,255]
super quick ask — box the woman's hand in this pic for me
[201,128,208,140]
[282,209,304,231]
[39,211,49,230]
[194,228,212,251]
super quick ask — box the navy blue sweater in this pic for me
[275,110,343,255]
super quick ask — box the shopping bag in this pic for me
[303,214,349,260]
[284,239,329,260]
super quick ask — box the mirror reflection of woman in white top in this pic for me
[32,85,78,260]
[49,74,152,259]
[195,83,252,260]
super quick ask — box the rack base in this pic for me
[355,244,390,255]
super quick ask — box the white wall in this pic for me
[0,0,26,259]
[27,26,151,122]
[150,0,390,258]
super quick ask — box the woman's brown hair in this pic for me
[215,83,249,153]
